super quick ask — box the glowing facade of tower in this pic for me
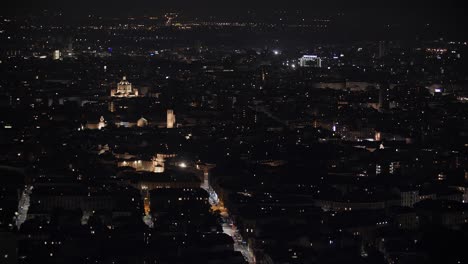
[108,101,115,113]
[167,109,176,129]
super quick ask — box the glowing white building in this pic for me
[299,55,322,68]
[52,50,61,60]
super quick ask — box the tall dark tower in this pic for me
[378,83,390,112]
[378,41,386,59]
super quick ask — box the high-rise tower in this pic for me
[167,110,176,128]
[378,83,390,112]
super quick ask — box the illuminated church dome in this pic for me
[137,117,148,127]
[110,76,139,97]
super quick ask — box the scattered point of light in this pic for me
[179,162,187,168]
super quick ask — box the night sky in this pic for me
[0,0,468,41]
[3,0,466,16]
[3,0,466,40]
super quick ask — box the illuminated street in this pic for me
[202,173,256,264]
[15,185,33,228]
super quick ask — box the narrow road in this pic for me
[202,175,256,263]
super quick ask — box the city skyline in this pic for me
[1,2,467,264]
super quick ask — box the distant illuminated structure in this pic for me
[153,154,166,173]
[52,50,61,60]
[165,13,178,26]
[98,116,106,130]
[137,117,148,127]
[108,101,115,112]
[375,131,382,141]
[299,55,322,68]
[154,164,164,173]
[167,109,176,128]
[84,116,108,130]
[428,84,443,95]
[67,40,73,55]
[261,68,267,83]
[152,153,176,173]
[110,76,139,97]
